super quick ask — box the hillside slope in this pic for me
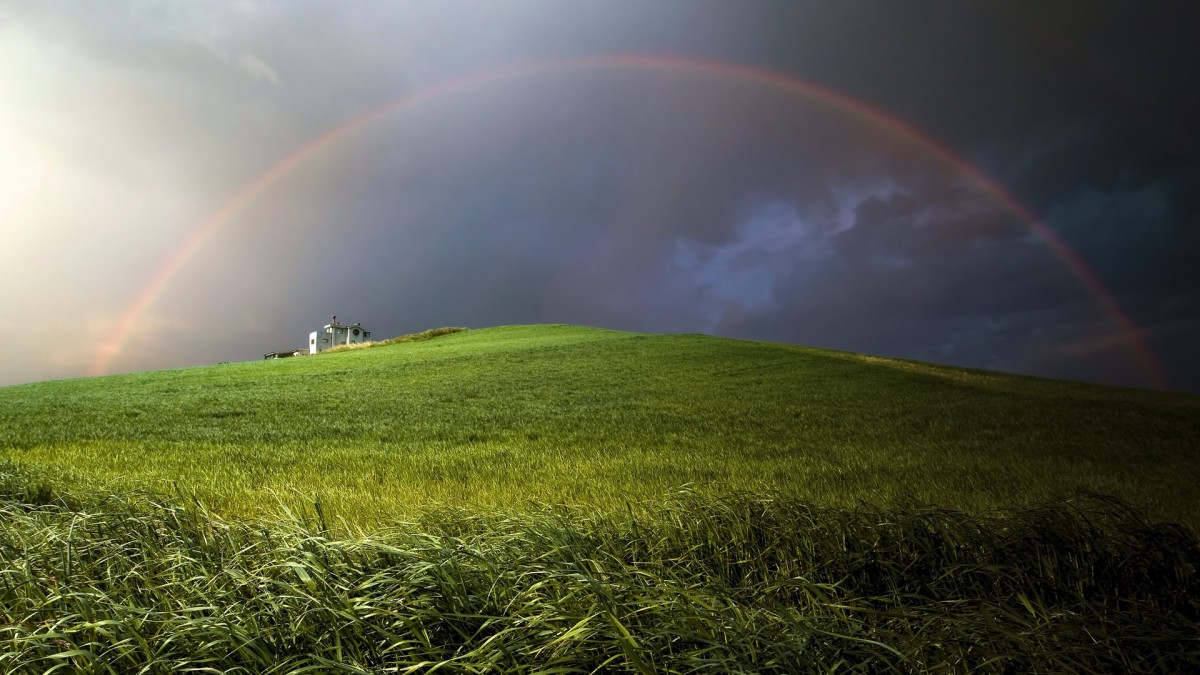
[1,324,1197,527]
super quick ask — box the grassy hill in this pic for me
[1,324,1198,672]
[2,319,1200,526]
[1,323,1198,528]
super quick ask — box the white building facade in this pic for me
[309,317,371,354]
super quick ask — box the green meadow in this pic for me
[1,324,1197,528]
[1,324,1198,672]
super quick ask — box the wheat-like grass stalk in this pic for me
[0,465,1196,673]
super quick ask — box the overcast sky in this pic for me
[2,1,1198,391]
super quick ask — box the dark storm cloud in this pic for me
[711,183,1094,356]
[677,1,1200,390]
[1008,126,1200,390]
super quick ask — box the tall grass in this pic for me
[0,463,1196,673]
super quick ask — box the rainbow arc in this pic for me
[90,54,1168,388]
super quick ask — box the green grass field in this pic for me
[1,324,1197,528]
[1,324,1198,672]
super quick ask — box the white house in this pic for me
[309,316,371,354]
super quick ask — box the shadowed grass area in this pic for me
[0,324,1197,529]
[0,465,1196,673]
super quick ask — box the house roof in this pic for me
[263,349,304,358]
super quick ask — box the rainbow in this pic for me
[90,54,1169,387]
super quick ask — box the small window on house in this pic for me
[352,328,360,337]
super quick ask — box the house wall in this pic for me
[309,330,332,354]
[309,324,369,354]
[346,325,369,344]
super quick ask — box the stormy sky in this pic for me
[2,1,1198,391]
